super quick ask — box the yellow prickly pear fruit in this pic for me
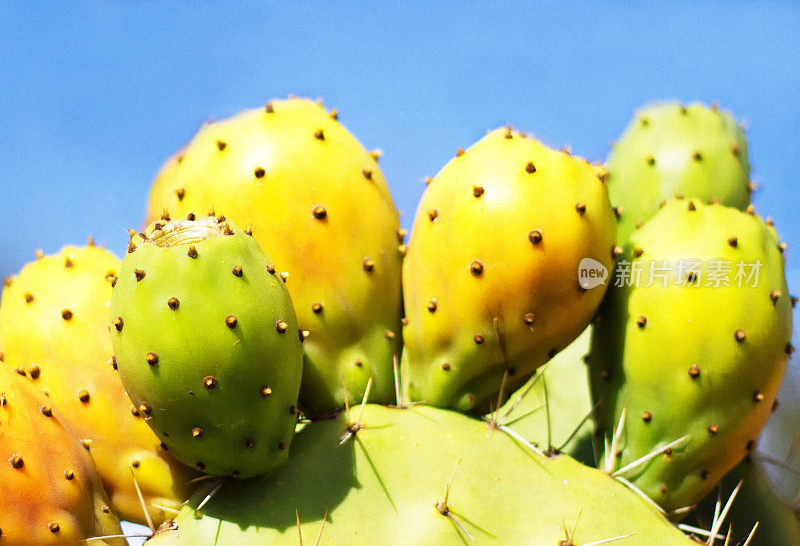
[403,128,617,413]
[0,364,124,545]
[0,245,196,526]
[145,98,403,418]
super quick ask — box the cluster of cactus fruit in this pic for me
[0,97,796,545]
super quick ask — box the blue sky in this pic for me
[1,3,798,536]
[1,2,798,284]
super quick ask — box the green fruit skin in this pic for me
[494,326,595,465]
[590,199,792,512]
[607,102,750,244]
[146,404,692,545]
[110,218,303,478]
[692,457,800,545]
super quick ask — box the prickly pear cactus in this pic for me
[144,97,403,417]
[0,244,196,526]
[0,364,123,545]
[402,127,617,413]
[590,199,792,512]
[607,102,751,243]
[110,216,303,478]
[692,457,800,545]
[146,404,692,545]
[495,326,595,464]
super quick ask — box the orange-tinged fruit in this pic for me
[0,245,196,525]
[0,364,123,545]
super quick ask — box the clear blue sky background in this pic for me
[1,1,799,534]
[1,2,798,282]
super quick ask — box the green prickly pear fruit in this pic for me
[607,102,751,243]
[146,404,693,545]
[590,199,792,512]
[144,98,403,418]
[0,364,124,545]
[110,216,303,478]
[402,127,617,413]
[494,326,595,464]
[0,244,196,526]
[692,457,800,545]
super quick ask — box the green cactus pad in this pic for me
[110,216,303,478]
[146,404,692,545]
[403,127,617,413]
[607,102,750,243]
[494,326,595,465]
[590,199,792,512]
